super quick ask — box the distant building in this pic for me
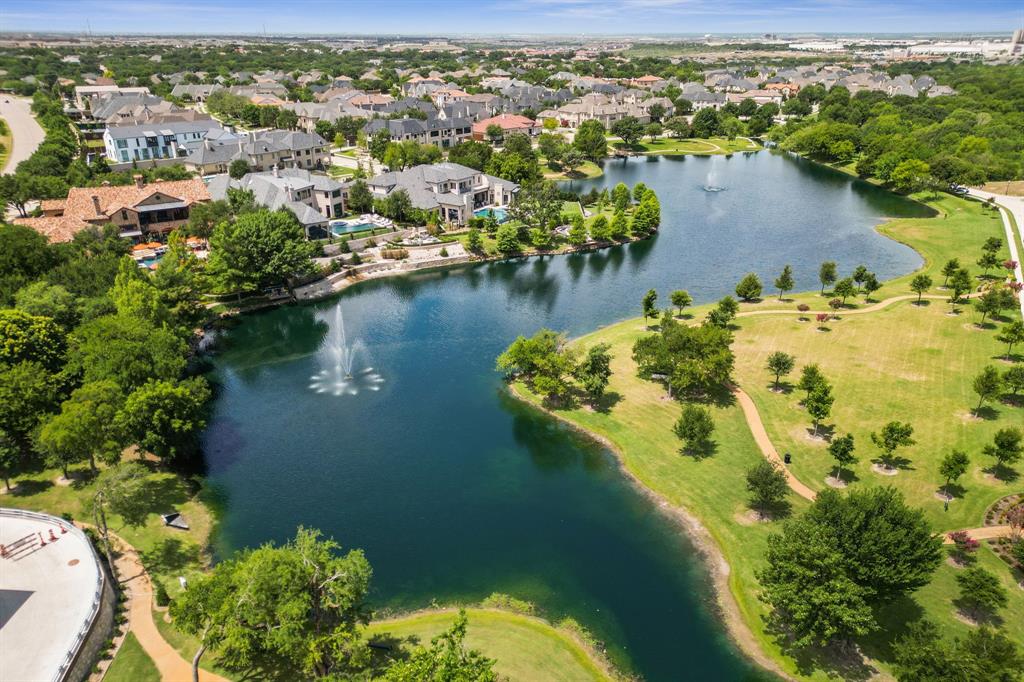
[74,84,150,109]
[14,176,210,243]
[471,113,539,141]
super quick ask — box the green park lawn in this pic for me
[3,459,216,598]
[367,608,615,682]
[604,136,761,156]
[0,116,10,169]
[542,159,604,180]
[512,191,1024,679]
[104,632,160,682]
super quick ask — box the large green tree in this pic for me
[117,378,211,461]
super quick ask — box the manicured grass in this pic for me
[542,159,604,180]
[104,632,160,682]
[512,191,1024,679]
[605,136,761,156]
[367,608,615,682]
[561,200,584,217]
[154,606,238,679]
[327,164,358,178]
[0,116,10,169]
[4,459,216,597]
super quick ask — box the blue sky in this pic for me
[1,0,1021,35]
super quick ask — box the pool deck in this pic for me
[0,508,105,682]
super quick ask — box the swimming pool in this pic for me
[473,207,509,223]
[330,221,374,236]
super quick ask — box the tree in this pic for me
[690,108,722,138]
[117,378,211,461]
[447,140,493,171]
[632,182,648,204]
[735,272,762,301]
[647,102,666,123]
[611,182,632,212]
[228,159,249,179]
[573,119,607,161]
[0,308,66,372]
[566,213,587,246]
[853,265,869,290]
[631,194,661,233]
[485,123,503,143]
[561,148,585,176]
[890,159,930,193]
[766,351,795,390]
[633,317,734,398]
[674,404,714,452]
[382,610,496,681]
[91,462,151,574]
[972,365,1002,412]
[1005,365,1024,396]
[977,251,1001,274]
[870,421,915,469]
[170,528,372,681]
[833,277,855,304]
[893,620,1024,682]
[494,222,519,253]
[941,258,960,287]
[207,209,318,297]
[862,273,881,302]
[0,429,22,492]
[956,566,1008,620]
[818,261,837,294]
[13,281,79,330]
[949,268,973,305]
[610,116,644,147]
[797,364,825,397]
[910,274,933,303]
[609,210,630,240]
[746,460,789,515]
[466,227,483,254]
[588,214,611,242]
[368,129,391,160]
[757,516,875,648]
[641,289,658,324]
[36,381,124,474]
[805,383,834,436]
[983,428,1022,473]
[507,180,560,230]
[975,288,1003,325]
[939,449,970,498]
[828,433,857,481]
[67,314,186,391]
[0,361,57,453]
[774,264,795,300]
[573,343,613,401]
[347,179,373,213]
[670,290,692,316]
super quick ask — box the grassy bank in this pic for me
[104,632,160,682]
[0,116,11,169]
[510,191,1024,679]
[605,136,761,156]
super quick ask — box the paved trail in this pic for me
[729,294,1017,543]
[0,96,45,174]
[968,188,1024,320]
[106,531,228,682]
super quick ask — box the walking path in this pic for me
[0,96,45,174]
[967,188,1024,320]
[103,530,228,682]
[727,294,1017,543]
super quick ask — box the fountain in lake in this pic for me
[309,306,384,396]
[702,159,726,192]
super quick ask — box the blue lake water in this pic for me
[202,152,929,680]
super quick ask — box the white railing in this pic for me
[0,508,107,682]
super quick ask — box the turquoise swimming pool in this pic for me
[473,207,509,223]
[331,221,374,236]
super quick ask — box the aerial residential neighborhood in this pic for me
[0,4,1023,682]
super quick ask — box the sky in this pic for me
[1,0,1022,36]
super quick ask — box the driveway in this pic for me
[967,188,1024,320]
[0,96,45,174]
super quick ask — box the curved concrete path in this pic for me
[967,188,1024,321]
[728,294,1017,544]
[104,530,228,682]
[0,96,45,174]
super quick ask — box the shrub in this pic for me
[154,581,171,607]
[481,592,535,615]
[380,248,409,260]
[439,247,449,257]
[797,303,810,312]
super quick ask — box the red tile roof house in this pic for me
[14,176,210,243]
[471,114,540,141]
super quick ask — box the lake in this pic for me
[202,151,929,680]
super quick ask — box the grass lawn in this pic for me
[4,458,216,598]
[0,116,10,169]
[367,608,615,682]
[327,164,357,178]
[606,136,761,156]
[542,159,604,180]
[512,190,1024,679]
[104,632,160,682]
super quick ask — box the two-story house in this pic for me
[103,120,225,163]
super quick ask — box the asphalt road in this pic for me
[0,96,45,174]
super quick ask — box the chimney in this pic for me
[91,195,102,214]
[272,164,279,177]
[133,174,144,189]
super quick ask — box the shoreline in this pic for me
[506,383,792,681]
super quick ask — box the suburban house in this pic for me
[170,83,223,102]
[183,130,330,175]
[538,92,672,129]
[103,119,225,163]
[207,167,345,239]
[74,85,151,109]
[726,90,784,106]
[14,176,210,243]
[367,162,518,226]
[364,116,473,149]
[471,113,539,140]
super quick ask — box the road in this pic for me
[967,188,1024,320]
[0,96,45,174]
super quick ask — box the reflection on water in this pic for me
[203,152,927,681]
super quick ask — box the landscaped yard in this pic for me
[367,608,616,682]
[605,136,761,156]
[512,190,1024,679]
[542,159,604,180]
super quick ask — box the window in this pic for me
[116,139,127,148]
[120,151,129,162]
[121,210,128,221]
